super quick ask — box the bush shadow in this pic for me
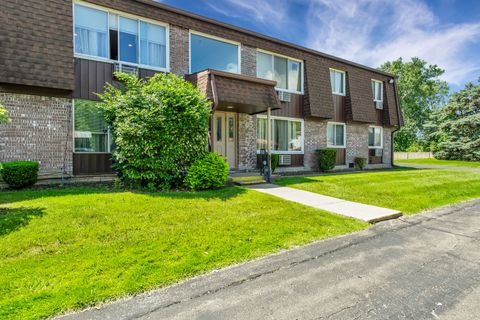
[0,207,45,237]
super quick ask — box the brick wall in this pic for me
[238,113,257,170]
[346,123,370,166]
[304,118,327,170]
[170,25,190,75]
[0,93,73,176]
[241,45,257,77]
[304,119,393,170]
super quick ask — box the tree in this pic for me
[99,72,211,189]
[425,78,480,161]
[0,103,10,124]
[380,57,449,151]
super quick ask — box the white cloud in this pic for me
[204,0,289,29]
[305,0,480,85]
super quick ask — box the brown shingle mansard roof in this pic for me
[136,0,395,78]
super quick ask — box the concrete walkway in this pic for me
[247,183,401,223]
[398,163,480,172]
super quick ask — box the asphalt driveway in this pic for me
[60,199,480,320]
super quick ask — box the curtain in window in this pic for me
[74,4,108,58]
[274,120,288,151]
[288,60,301,92]
[289,121,302,151]
[274,56,288,90]
[140,22,166,68]
[368,127,382,147]
[330,71,345,94]
[256,118,267,150]
[257,52,273,80]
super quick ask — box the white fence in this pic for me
[394,152,433,160]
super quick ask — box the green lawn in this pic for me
[276,169,480,214]
[0,186,367,320]
[396,158,480,168]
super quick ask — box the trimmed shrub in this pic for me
[271,154,279,173]
[1,161,39,189]
[99,72,211,189]
[185,153,229,191]
[354,157,367,170]
[316,149,337,172]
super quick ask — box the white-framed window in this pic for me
[256,116,304,154]
[256,50,304,94]
[73,99,113,153]
[327,122,346,148]
[368,126,383,149]
[372,79,384,109]
[73,1,169,72]
[189,31,241,74]
[330,69,346,95]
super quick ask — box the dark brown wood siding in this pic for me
[73,59,114,101]
[256,154,304,168]
[335,149,346,165]
[333,95,346,122]
[376,109,384,125]
[272,93,304,118]
[73,153,114,175]
[72,58,164,100]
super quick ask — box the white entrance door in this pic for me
[213,111,237,169]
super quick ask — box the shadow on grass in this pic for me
[0,184,248,206]
[0,207,45,236]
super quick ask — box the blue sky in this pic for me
[159,0,480,92]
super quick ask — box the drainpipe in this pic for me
[267,107,272,183]
[391,78,402,166]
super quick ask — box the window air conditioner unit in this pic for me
[375,101,384,110]
[278,91,292,102]
[114,63,139,77]
[279,154,291,166]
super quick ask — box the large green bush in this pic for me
[99,72,211,189]
[0,104,10,124]
[316,149,337,172]
[185,153,229,191]
[1,161,39,189]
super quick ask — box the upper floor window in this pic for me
[257,51,303,93]
[74,3,168,71]
[327,122,346,148]
[330,69,346,95]
[368,126,383,149]
[372,80,384,109]
[190,33,240,74]
[74,4,108,58]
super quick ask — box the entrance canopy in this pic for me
[186,69,282,114]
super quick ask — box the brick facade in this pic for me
[238,113,257,170]
[170,25,190,76]
[0,0,401,176]
[0,93,73,176]
[241,45,257,77]
[304,118,327,170]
